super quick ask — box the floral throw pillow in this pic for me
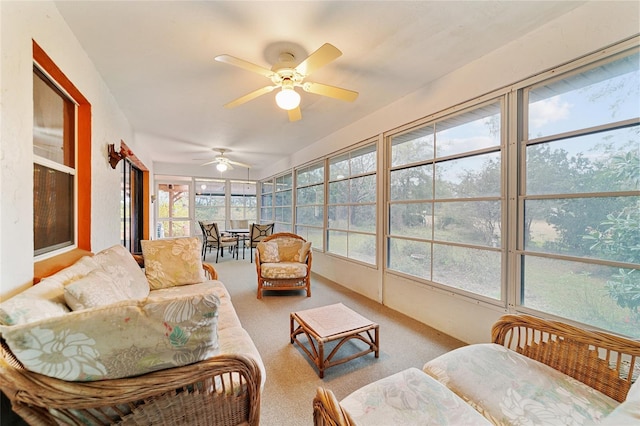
[93,244,149,300]
[64,269,131,310]
[258,241,280,262]
[141,237,206,290]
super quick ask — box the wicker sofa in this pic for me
[313,314,640,425]
[0,238,264,425]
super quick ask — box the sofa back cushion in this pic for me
[64,269,131,311]
[141,237,206,289]
[92,244,149,299]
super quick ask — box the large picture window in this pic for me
[387,100,503,301]
[273,173,292,233]
[230,180,257,223]
[519,49,640,337]
[195,179,226,231]
[33,66,76,256]
[327,142,377,264]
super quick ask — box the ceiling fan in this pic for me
[200,149,251,172]
[215,43,358,122]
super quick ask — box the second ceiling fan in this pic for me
[215,43,358,122]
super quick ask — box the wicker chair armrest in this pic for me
[0,344,262,425]
[313,387,355,426]
[492,314,640,403]
[133,253,218,280]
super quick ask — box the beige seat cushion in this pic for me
[260,262,308,279]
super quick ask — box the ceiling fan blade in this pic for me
[228,159,252,169]
[288,106,302,122]
[295,43,342,76]
[302,81,359,102]
[215,54,275,78]
[224,86,275,109]
[200,159,218,166]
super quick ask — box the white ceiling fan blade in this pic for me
[288,106,302,122]
[295,43,342,76]
[215,54,275,78]
[228,159,252,169]
[224,86,275,109]
[200,159,218,166]
[303,81,358,102]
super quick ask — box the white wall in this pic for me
[0,1,152,298]
[259,1,640,344]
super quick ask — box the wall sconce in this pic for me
[108,144,125,169]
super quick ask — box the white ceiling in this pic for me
[53,1,584,171]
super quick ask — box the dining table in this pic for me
[225,228,250,259]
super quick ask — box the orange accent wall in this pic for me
[33,40,92,281]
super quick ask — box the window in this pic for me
[388,101,504,300]
[273,173,293,233]
[33,42,91,258]
[260,180,274,224]
[33,66,76,256]
[156,182,191,238]
[295,161,325,250]
[230,180,257,223]
[327,142,377,264]
[195,179,226,231]
[519,49,640,337]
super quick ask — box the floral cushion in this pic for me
[0,279,70,325]
[258,241,280,262]
[64,269,130,310]
[260,262,308,279]
[0,281,221,381]
[273,237,303,262]
[423,343,619,425]
[0,256,102,326]
[92,244,149,299]
[340,367,490,425]
[141,237,206,289]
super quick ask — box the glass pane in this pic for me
[297,184,324,205]
[297,162,324,186]
[436,102,501,158]
[327,230,348,257]
[528,52,640,139]
[261,193,273,207]
[524,196,639,263]
[262,181,273,193]
[275,189,292,206]
[157,183,190,219]
[348,233,376,264]
[33,70,67,165]
[434,152,501,199]
[327,205,348,229]
[390,165,433,201]
[159,220,190,238]
[391,125,434,167]
[261,207,273,221]
[522,256,639,338]
[33,164,74,254]
[388,238,431,280]
[350,175,376,203]
[196,179,225,195]
[389,203,432,238]
[434,201,501,247]
[296,205,323,226]
[329,180,349,204]
[526,126,640,195]
[350,144,376,175]
[350,205,376,232]
[330,154,350,180]
[433,244,501,300]
[276,173,293,190]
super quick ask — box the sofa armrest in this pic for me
[313,387,355,426]
[1,340,262,426]
[492,314,640,403]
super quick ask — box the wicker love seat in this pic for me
[313,314,640,425]
[0,237,264,425]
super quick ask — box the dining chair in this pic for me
[198,221,239,263]
[249,223,274,263]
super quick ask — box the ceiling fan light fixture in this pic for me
[275,87,300,110]
[216,162,228,172]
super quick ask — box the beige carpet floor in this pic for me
[207,251,465,425]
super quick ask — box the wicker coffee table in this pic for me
[290,303,379,378]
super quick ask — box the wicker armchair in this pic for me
[255,232,312,299]
[0,255,263,425]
